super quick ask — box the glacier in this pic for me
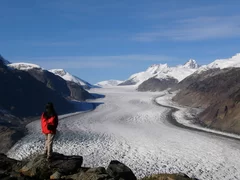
[7,86,240,180]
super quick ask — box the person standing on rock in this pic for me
[41,102,58,159]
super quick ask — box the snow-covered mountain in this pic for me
[96,80,123,87]
[7,62,93,100]
[183,59,200,69]
[49,69,97,89]
[120,59,200,86]
[8,63,42,70]
[7,63,95,89]
[197,53,240,73]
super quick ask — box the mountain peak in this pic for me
[183,59,200,69]
[49,69,67,76]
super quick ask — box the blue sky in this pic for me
[1,0,240,84]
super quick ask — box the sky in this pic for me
[1,0,240,84]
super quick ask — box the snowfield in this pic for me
[7,86,240,180]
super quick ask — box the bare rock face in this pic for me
[173,67,240,134]
[67,81,94,101]
[138,77,178,92]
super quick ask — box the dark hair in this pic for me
[43,102,57,119]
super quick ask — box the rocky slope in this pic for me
[0,153,196,180]
[8,63,93,101]
[137,77,178,92]
[0,111,25,154]
[173,67,240,134]
[0,59,74,117]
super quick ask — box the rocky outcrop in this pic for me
[137,77,178,92]
[20,153,83,179]
[0,153,195,180]
[173,67,240,134]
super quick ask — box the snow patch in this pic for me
[197,53,240,73]
[8,63,42,71]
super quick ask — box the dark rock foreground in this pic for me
[0,153,196,180]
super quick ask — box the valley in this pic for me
[7,86,240,180]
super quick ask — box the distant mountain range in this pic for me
[115,54,240,92]
[120,59,200,86]
[118,59,200,91]
[95,80,123,87]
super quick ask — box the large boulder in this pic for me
[49,153,83,174]
[106,160,136,180]
[20,153,83,179]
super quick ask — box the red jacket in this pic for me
[41,113,58,134]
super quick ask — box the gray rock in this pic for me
[49,153,83,174]
[107,160,136,180]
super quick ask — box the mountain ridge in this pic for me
[49,69,97,89]
[119,59,200,86]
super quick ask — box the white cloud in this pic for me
[31,41,81,47]
[133,15,240,41]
